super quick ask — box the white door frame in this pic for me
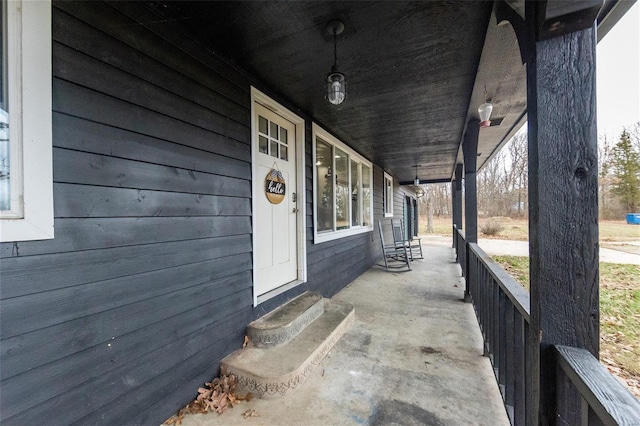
[250,87,307,306]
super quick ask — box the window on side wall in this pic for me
[0,0,53,242]
[383,172,393,217]
[313,123,373,244]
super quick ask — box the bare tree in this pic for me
[599,134,615,219]
[476,131,528,218]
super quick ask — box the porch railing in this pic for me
[467,241,531,424]
[454,234,640,425]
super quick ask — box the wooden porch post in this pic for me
[525,1,600,423]
[463,123,479,302]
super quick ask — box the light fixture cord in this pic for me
[333,31,338,67]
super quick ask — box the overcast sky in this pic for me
[597,1,640,139]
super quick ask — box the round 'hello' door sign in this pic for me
[265,168,286,204]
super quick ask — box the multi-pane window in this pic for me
[383,172,394,217]
[313,124,373,243]
[258,115,288,161]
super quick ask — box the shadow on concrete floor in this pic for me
[176,244,509,426]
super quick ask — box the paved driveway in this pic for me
[421,235,640,265]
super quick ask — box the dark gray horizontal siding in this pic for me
[1,234,250,300]
[0,216,251,258]
[0,2,255,425]
[1,2,402,425]
[54,1,249,103]
[54,147,250,197]
[1,253,251,341]
[53,113,250,181]
[54,184,251,218]
[53,78,250,163]
[1,278,251,421]
[53,41,249,143]
[5,298,252,425]
[83,325,249,426]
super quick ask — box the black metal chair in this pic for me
[378,219,411,271]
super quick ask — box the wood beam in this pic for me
[525,1,600,423]
[537,0,603,40]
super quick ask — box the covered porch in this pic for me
[178,243,510,426]
[2,1,640,424]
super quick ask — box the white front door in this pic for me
[254,103,298,296]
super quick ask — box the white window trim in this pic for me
[312,123,373,244]
[0,0,53,242]
[384,171,394,217]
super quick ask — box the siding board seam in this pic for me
[52,113,251,181]
[2,307,251,424]
[52,39,251,132]
[0,280,253,384]
[0,254,253,339]
[53,3,250,103]
[53,76,251,149]
[1,244,252,301]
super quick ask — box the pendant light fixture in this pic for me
[478,101,493,128]
[414,165,420,186]
[325,20,346,105]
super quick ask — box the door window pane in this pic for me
[270,122,278,140]
[316,138,334,232]
[258,116,268,135]
[280,145,288,161]
[351,160,359,226]
[362,165,371,227]
[258,135,268,154]
[335,148,349,230]
[270,140,278,158]
[280,128,288,144]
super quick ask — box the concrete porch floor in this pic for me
[177,244,510,426]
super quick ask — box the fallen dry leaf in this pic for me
[163,374,254,423]
[242,409,259,419]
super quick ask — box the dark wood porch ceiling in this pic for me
[142,1,528,183]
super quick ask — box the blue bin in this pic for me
[627,213,640,224]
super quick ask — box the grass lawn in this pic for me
[493,255,640,398]
[421,217,640,242]
[422,216,640,396]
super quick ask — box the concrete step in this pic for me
[247,291,324,348]
[221,299,354,399]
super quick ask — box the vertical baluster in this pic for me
[472,255,478,317]
[479,262,485,333]
[483,267,490,357]
[468,253,473,302]
[492,277,498,367]
[505,300,516,422]
[472,255,478,315]
[498,288,507,395]
[514,314,526,425]
[493,277,499,369]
